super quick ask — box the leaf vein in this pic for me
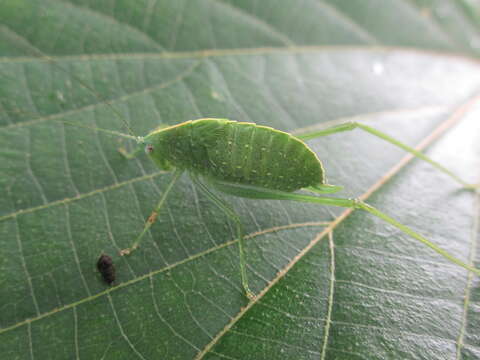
[455,192,480,358]
[320,232,335,360]
[14,216,41,316]
[107,293,148,360]
[0,222,329,335]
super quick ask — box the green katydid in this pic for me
[73,116,479,299]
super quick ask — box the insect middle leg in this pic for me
[120,169,183,256]
[190,174,255,300]
[296,121,479,189]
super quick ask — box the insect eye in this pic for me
[145,144,154,154]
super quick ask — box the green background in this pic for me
[1,0,480,359]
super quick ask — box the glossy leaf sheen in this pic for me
[1,1,480,359]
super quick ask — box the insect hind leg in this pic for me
[296,121,479,190]
[210,180,480,277]
[307,184,343,194]
[190,174,255,300]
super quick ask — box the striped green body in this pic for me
[144,118,325,192]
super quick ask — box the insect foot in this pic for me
[464,182,480,191]
[117,147,129,157]
[117,146,141,160]
[97,254,115,285]
[245,288,256,301]
[351,198,363,209]
[119,245,138,256]
[147,211,158,224]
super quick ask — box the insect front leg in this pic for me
[118,143,143,159]
[296,121,479,190]
[120,169,183,256]
[190,175,255,300]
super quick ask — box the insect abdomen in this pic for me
[194,120,325,191]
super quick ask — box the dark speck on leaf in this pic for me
[97,254,115,285]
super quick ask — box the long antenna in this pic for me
[58,119,141,142]
[23,46,137,138]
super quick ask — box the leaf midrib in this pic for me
[2,46,477,67]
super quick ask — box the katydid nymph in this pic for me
[76,116,479,299]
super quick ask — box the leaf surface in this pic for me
[1,1,480,359]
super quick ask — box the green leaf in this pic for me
[1,1,480,359]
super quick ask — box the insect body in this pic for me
[109,117,479,299]
[143,119,325,191]
[97,254,115,285]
